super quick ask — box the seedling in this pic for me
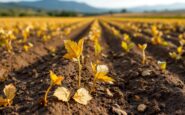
[123,34,131,42]
[64,39,84,87]
[91,63,115,93]
[157,61,167,71]
[0,84,16,107]
[169,46,183,60]
[121,41,135,53]
[138,44,147,64]
[43,70,64,106]
[23,42,33,52]
[94,40,102,60]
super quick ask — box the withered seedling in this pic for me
[63,39,84,87]
[157,61,167,71]
[91,63,115,93]
[42,70,64,106]
[138,44,147,64]
[0,84,16,107]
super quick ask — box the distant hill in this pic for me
[0,0,106,13]
[128,3,185,12]
[0,0,185,13]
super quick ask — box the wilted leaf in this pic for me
[3,84,16,100]
[54,87,70,102]
[50,70,64,85]
[97,65,109,73]
[73,88,92,105]
[96,73,115,84]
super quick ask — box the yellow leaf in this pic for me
[50,70,64,85]
[123,34,131,42]
[91,62,97,74]
[138,44,147,50]
[78,39,84,56]
[64,39,84,60]
[121,41,128,52]
[169,52,181,60]
[23,45,29,52]
[94,40,102,56]
[73,88,92,105]
[177,46,183,55]
[96,73,115,84]
[3,84,16,100]
[53,87,70,102]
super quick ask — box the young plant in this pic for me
[73,88,92,105]
[43,70,64,106]
[138,44,147,64]
[94,40,102,62]
[64,39,84,87]
[157,61,167,71]
[121,41,135,53]
[91,63,115,93]
[23,42,33,52]
[0,84,16,107]
[123,34,131,42]
[169,46,183,60]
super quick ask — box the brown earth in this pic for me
[0,20,185,115]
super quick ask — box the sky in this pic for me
[0,0,185,8]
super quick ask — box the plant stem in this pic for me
[78,58,82,87]
[44,83,52,106]
[142,50,146,64]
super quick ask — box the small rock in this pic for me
[106,88,113,97]
[134,95,141,101]
[137,104,147,112]
[142,70,152,76]
[112,107,127,115]
[102,53,108,58]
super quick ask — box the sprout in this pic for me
[123,34,131,42]
[0,84,16,107]
[94,40,102,57]
[64,39,84,87]
[138,44,147,64]
[157,61,167,71]
[121,41,135,53]
[91,63,115,93]
[169,46,183,60]
[42,71,64,106]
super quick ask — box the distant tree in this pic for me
[120,9,127,13]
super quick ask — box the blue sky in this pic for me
[0,0,185,8]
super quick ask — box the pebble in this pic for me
[112,106,127,115]
[106,88,113,97]
[142,70,152,76]
[137,104,147,112]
